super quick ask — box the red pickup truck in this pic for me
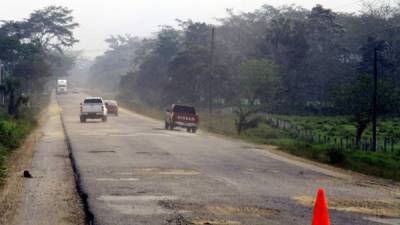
[165,104,199,133]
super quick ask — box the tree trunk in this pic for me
[7,90,15,115]
[355,121,368,146]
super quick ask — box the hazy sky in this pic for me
[1,0,365,58]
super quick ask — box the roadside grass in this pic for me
[0,117,37,184]
[243,121,400,181]
[199,112,237,136]
[0,93,49,185]
[276,115,400,141]
[117,98,400,181]
[119,99,164,120]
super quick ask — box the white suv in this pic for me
[80,97,108,122]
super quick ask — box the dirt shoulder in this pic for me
[0,94,84,225]
[0,122,42,224]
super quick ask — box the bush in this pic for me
[246,124,284,139]
[233,106,261,134]
[327,148,345,164]
[0,116,36,184]
[0,120,23,148]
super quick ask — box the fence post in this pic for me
[340,138,343,150]
[391,138,394,152]
[370,138,373,151]
[383,138,387,152]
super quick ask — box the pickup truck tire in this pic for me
[80,116,86,123]
[165,122,169,130]
[102,116,107,122]
[192,128,197,133]
[186,128,191,133]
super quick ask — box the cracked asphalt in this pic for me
[57,93,400,225]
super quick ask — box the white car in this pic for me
[80,97,107,122]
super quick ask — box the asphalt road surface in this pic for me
[57,93,400,225]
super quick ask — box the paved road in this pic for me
[57,93,400,225]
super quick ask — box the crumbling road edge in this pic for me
[56,97,95,225]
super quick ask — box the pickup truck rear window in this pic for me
[84,99,103,104]
[105,100,117,105]
[173,105,196,114]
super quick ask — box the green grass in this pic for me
[0,93,48,185]
[243,119,400,181]
[275,115,400,141]
[199,112,237,136]
[0,116,37,184]
[118,98,400,181]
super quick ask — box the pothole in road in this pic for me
[241,145,263,150]
[107,132,170,137]
[294,196,400,217]
[364,217,400,225]
[99,195,177,202]
[244,168,279,174]
[116,168,200,176]
[159,201,280,218]
[97,195,177,215]
[96,178,139,181]
[53,153,69,158]
[192,219,242,225]
[166,215,241,225]
[136,152,171,156]
[206,205,279,217]
[87,150,116,153]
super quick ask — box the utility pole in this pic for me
[209,27,215,114]
[0,60,4,105]
[372,47,378,152]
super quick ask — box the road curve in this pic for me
[57,93,399,225]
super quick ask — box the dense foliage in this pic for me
[0,116,36,183]
[90,2,400,141]
[0,6,78,183]
[0,6,78,116]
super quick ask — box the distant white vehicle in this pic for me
[80,97,108,123]
[56,79,68,94]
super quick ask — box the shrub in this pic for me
[246,124,284,139]
[0,120,23,148]
[327,148,345,164]
[233,106,261,134]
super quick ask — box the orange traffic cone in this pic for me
[311,188,330,225]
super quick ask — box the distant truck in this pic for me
[80,97,108,123]
[165,104,199,133]
[56,79,68,94]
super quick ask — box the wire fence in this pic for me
[264,115,400,153]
